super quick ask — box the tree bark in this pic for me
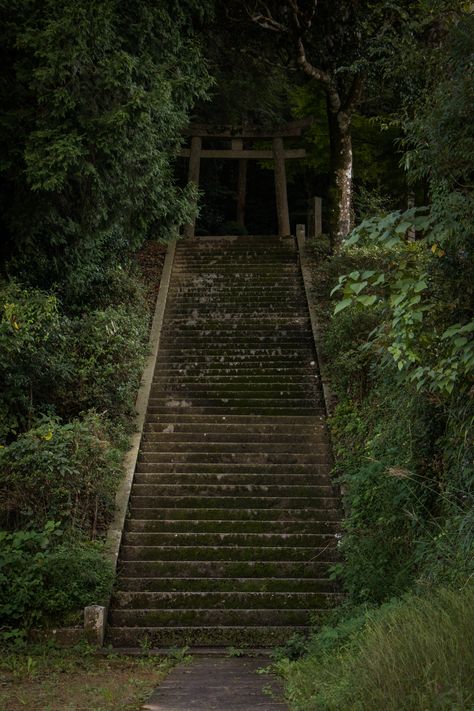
[327,103,353,251]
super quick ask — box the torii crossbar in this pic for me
[180,119,311,238]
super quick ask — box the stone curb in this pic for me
[296,232,335,419]
[97,237,177,635]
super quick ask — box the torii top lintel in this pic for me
[182,117,312,139]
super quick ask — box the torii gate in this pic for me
[179,119,311,238]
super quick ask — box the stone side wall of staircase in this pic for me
[107,236,342,648]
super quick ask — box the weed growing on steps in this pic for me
[276,586,474,711]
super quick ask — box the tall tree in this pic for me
[227,0,424,249]
[0,0,212,301]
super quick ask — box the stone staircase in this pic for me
[107,235,341,648]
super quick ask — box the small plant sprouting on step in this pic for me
[226,645,249,658]
[138,635,152,654]
[168,646,193,664]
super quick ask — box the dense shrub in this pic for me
[0,279,148,440]
[65,305,148,421]
[0,522,113,631]
[0,413,122,536]
[329,375,439,602]
[277,586,474,711]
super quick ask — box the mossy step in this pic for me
[117,577,337,594]
[131,486,334,501]
[152,368,318,377]
[137,452,328,464]
[133,470,332,483]
[119,545,336,562]
[147,398,319,408]
[112,591,339,610]
[158,341,314,350]
[129,496,338,510]
[117,560,334,579]
[144,414,325,424]
[141,431,327,443]
[155,353,315,361]
[121,532,335,548]
[151,381,318,391]
[106,625,306,648]
[146,408,321,416]
[108,608,321,627]
[126,507,341,522]
[125,519,339,534]
[153,363,317,372]
[165,308,306,316]
[148,390,318,401]
[160,328,311,336]
[138,442,328,455]
[162,321,311,330]
[143,423,326,435]
[134,463,331,475]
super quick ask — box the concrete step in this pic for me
[119,545,336,562]
[143,414,326,424]
[112,591,339,610]
[121,532,335,548]
[124,519,339,534]
[146,407,322,416]
[138,441,328,454]
[133,471,332,484]
[142,423,327,435]
[136,451,328,464]
[134,463,331,474]
[126,507,340,521]
[116,560,335,579]
[129,497,337,512]
[108,608,324,627]
[106,625,308,648]
[117,577,337,593]
[140,432,327,444]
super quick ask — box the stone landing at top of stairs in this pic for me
[107,236,342,648]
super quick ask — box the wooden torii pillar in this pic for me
[180,120,311,238]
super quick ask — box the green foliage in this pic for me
[331,211,474,395]
[0,278,148,440]
[0,413,122,535]
[277,586,474,711]
[0,522,113,631]
[0,0,211,298]
[329,376,439,603]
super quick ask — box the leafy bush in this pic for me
[0,413,121,535]
[64,305,148,421]
[277,586,474,711]
[0,280,148,440]
[0,522,113,631]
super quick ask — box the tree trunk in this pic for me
[327,102,353,252]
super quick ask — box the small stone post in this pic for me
[84,605,106,647]
[296,224,306,244]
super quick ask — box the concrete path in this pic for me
[143,656,288,710]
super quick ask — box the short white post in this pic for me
[296,224,306,244]
[84,605,106,647]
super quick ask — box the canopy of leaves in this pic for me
[0,0,212,301]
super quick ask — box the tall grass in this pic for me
[278,586,474,711]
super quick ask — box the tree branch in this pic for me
[296,37,341,113]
